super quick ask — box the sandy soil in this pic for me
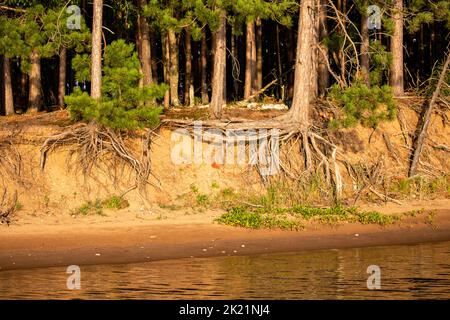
[1,199,449,271]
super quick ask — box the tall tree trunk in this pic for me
[286,26,295,100]
[90,0,103,100]
[28,50,43,112]
[201,29,209,104]
[256,18,263,91]
[317,0,329,95]
[390,0,404,96]
[231,34,239,98]
[244,21,256,99]
[210,10,226,119]
[20,68,27,103]
[58,47,67,107]
[137,0,153,87]
[288,0,317,124]
[184,28,194,106]
[168,29,180,107]
[150,32,159,83]
[162,34,170,109]
[136,17,144,88]
[3,56,14,115]
[360,3,370,87]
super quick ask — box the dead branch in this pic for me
[409,51,450,177]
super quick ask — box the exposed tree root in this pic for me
[0,189,18,226]
[162,117,344,199]
[40,122,159,192]
[0,139,23,183]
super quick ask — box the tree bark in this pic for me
[184,28,194,106]
[168,29,180,107]
[90,0,103,100]
[3,56,14,115]
[231,33,239,99]
[201,29,209,104]
[288,0,317,124]
[409,52,450,177]
[244,21,256,99]
[137,0,153,87]
[390,0,404,96]
[210,10,226,119]
[28,50,43,112]
[150,32,159,83]
[256,18,263,91]
[58,47,67,107]
[162,33,170,109]
[360,3,370,87]
[317,0,329,95]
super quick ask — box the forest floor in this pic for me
[0,103,449,270]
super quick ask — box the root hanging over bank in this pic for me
[162,117,345,200]
[0,189,18,226]
[0,139,22,182]
[40,122,159,193]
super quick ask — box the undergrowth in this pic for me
[216,205,401,230]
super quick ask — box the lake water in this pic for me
[0,241,449,299]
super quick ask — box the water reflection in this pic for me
[0,241,449,299]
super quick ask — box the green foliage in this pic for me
[390,175,450,198]
[216,204,400,230]
[103,195,130,210]
[75,200,104,216]
[369,40,392,86]
[407,0,450,32]
[0,4,90,73]
[328,83,397,129]
[66,40,167,130]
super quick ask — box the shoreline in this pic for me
[1,208,450,271]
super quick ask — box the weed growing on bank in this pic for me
[73,195,129,216]
[216,205,401,230]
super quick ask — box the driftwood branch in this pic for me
[409,52,450,177]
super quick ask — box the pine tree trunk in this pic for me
[256,18,263,91]
[201,29,209,104]
[150,32,159,83]
[317,0,329,95]
[288,0,317,124]
[286,26,295,100]
[136,17,144,88]
[231,34,239,99]
[28,50,43,112]
[3,56,14,115]
[390,0,404,96]
[244,21,256,99]
[58,47,67,107]
[168,29,180,107]
[137,0,153,87]
[210,10,226,119]
[90,0,103,100]
[360,4,370,87]
[184,28,193,106]
[162,34,170,109]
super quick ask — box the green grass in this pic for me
[75,200,104,216]
[102,195,129,210]
[74,195,129,216]
[14,202,23,211]
[216,205,401,230]
[196,194,210,206]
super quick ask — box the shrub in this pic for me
[328,83,396,129]
[66,40,167,130]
